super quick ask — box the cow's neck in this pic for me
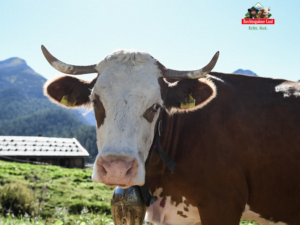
[145,76,217,206]
[159,110,181,172]
[145,109,184,189]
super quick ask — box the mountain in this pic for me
[0,57,96,125]
[233,69,258,76]
[0,57,98,161]
[0,57,46,99]
[254,3,263,10]
[77,108,96,126]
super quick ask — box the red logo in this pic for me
[242,2,275,25]
[242,19,274,25]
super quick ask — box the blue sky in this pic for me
[1,0,300,81]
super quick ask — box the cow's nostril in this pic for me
[125,165,134,177]
[99,164,107,176]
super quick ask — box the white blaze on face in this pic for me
[91,50,163,187]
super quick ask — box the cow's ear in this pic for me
[44,75,98,108]
[158,77,217,114]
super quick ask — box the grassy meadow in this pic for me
[0,160,113,224]
[0,160,259,225]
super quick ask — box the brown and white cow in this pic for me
[42,45,300,225]
[258,8,271,19]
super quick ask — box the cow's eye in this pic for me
[152,104,161,112]
[143,104,161,122]
[92,99,97,105]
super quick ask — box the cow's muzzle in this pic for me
[93,155,139,188]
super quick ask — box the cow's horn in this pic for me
[163,51,219,79]
[41,45,97,75]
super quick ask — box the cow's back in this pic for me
[146,72,300,224]
[213,73,300,224]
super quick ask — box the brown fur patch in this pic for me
[184,200,191,207]
[154,57,216,113]
[44,75,98,108]
[145,72,300,224]
[158,77,215,113]
[258,8,269,19]
[143,105,158,123]
[177,211,188,218]
[92,94,106,128]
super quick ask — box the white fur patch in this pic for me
[275,81,300,98]
[91,50,163,186]
[146,201,289,225]
[241,204,288,225]
[145,188,201,225]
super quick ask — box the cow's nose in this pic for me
[96,156,138,187]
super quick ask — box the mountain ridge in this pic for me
[0,57,95,125]
[233,69,258,76]
[0,57,97,161]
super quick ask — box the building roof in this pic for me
[0,136,89,157]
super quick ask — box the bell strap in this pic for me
[138,185,158,207]
[138,120,176,206]
[154,121,176,173]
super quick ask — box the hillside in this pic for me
[0,57,98,160]
[0,57,46,99]
[0,57,96,125]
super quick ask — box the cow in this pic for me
[42,45,300,225]
[258,8,271,19]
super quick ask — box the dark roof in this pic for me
[0,136,89,157]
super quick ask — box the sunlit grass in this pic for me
[0,160,260,224]
[0,208,113,225]
[0,160,113,218]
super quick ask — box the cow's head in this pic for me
[42,46,219,188]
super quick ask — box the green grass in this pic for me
[0,160,113,220]
[0,160,260,224]
[0,210,113,225]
